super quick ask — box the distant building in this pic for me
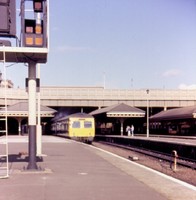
[0,71,14,88]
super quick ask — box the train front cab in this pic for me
[68,117,95,143]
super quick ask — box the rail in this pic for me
[96,141,196,169]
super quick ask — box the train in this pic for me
[51,112,95,143]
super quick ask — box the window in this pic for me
[72,121,80,128]
[84,121,92,128]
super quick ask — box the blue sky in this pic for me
[2,0,196,89]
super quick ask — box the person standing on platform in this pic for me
[126,126,131,136]
[131,125,134,136]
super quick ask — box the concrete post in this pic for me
[172,150,178,172]
[120,118,124,136]
[27,61,38,170]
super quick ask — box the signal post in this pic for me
[0,0,49,170]
[27,61,37,169]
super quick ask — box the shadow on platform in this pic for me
[0,154,43,163]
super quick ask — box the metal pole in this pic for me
[35,11,42,156]
[3,46,9,178]
[103,71,106,89]
[27,61,38,170]
[146,89,149,137]
[37,63,42,155]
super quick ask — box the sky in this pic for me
[1,0,196,89]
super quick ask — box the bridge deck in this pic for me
[0,87,196,108]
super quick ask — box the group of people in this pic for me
[126,125,134,136]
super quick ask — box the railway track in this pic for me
[94,141,196,170]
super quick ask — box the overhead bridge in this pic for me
[0,86,196,109]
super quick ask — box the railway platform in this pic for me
[95,134,196,161]
[0,135,195,200]
[95,134,196,146]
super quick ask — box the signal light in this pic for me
[35,35,43,46]
[33,0,43,12]
[35,24,42,34]
[24,19,43,47]
[25,20,35,33]
[21,0,47,48]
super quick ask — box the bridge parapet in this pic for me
[0,87,196,108]
[39,87,196,100]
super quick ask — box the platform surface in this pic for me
[0,135,195,200]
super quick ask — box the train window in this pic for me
[84,121,92,128]
[72,121,80,128]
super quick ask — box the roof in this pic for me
[56,112,93,122]
[0,102,56,117]
[90,103,145,118]
[150,105,196,121]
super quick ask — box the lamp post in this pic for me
[103,71,106,89]
[0,71,2,84]
[146,89,149,137]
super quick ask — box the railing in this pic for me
[0,87,196,107]
[40,87,196,100]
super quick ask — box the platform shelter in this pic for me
[0,102,56,135]
[90,103,145,135]
[150,105,196,135]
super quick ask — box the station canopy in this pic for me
[150,105,196,122]
[0,102,56,117]
[90,103,145,118]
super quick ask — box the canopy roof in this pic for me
[0,102,56,117]
[90,103,145,118]
[150,105,196,121]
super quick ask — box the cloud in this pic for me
[162,69,182,77]
[178,84,196,90]
[56,45,93,53]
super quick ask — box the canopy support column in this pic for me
[120,118,125,136]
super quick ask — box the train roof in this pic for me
[150,105,196,121]
[56,112,93,122]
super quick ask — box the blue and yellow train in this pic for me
[51,112,95,143]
